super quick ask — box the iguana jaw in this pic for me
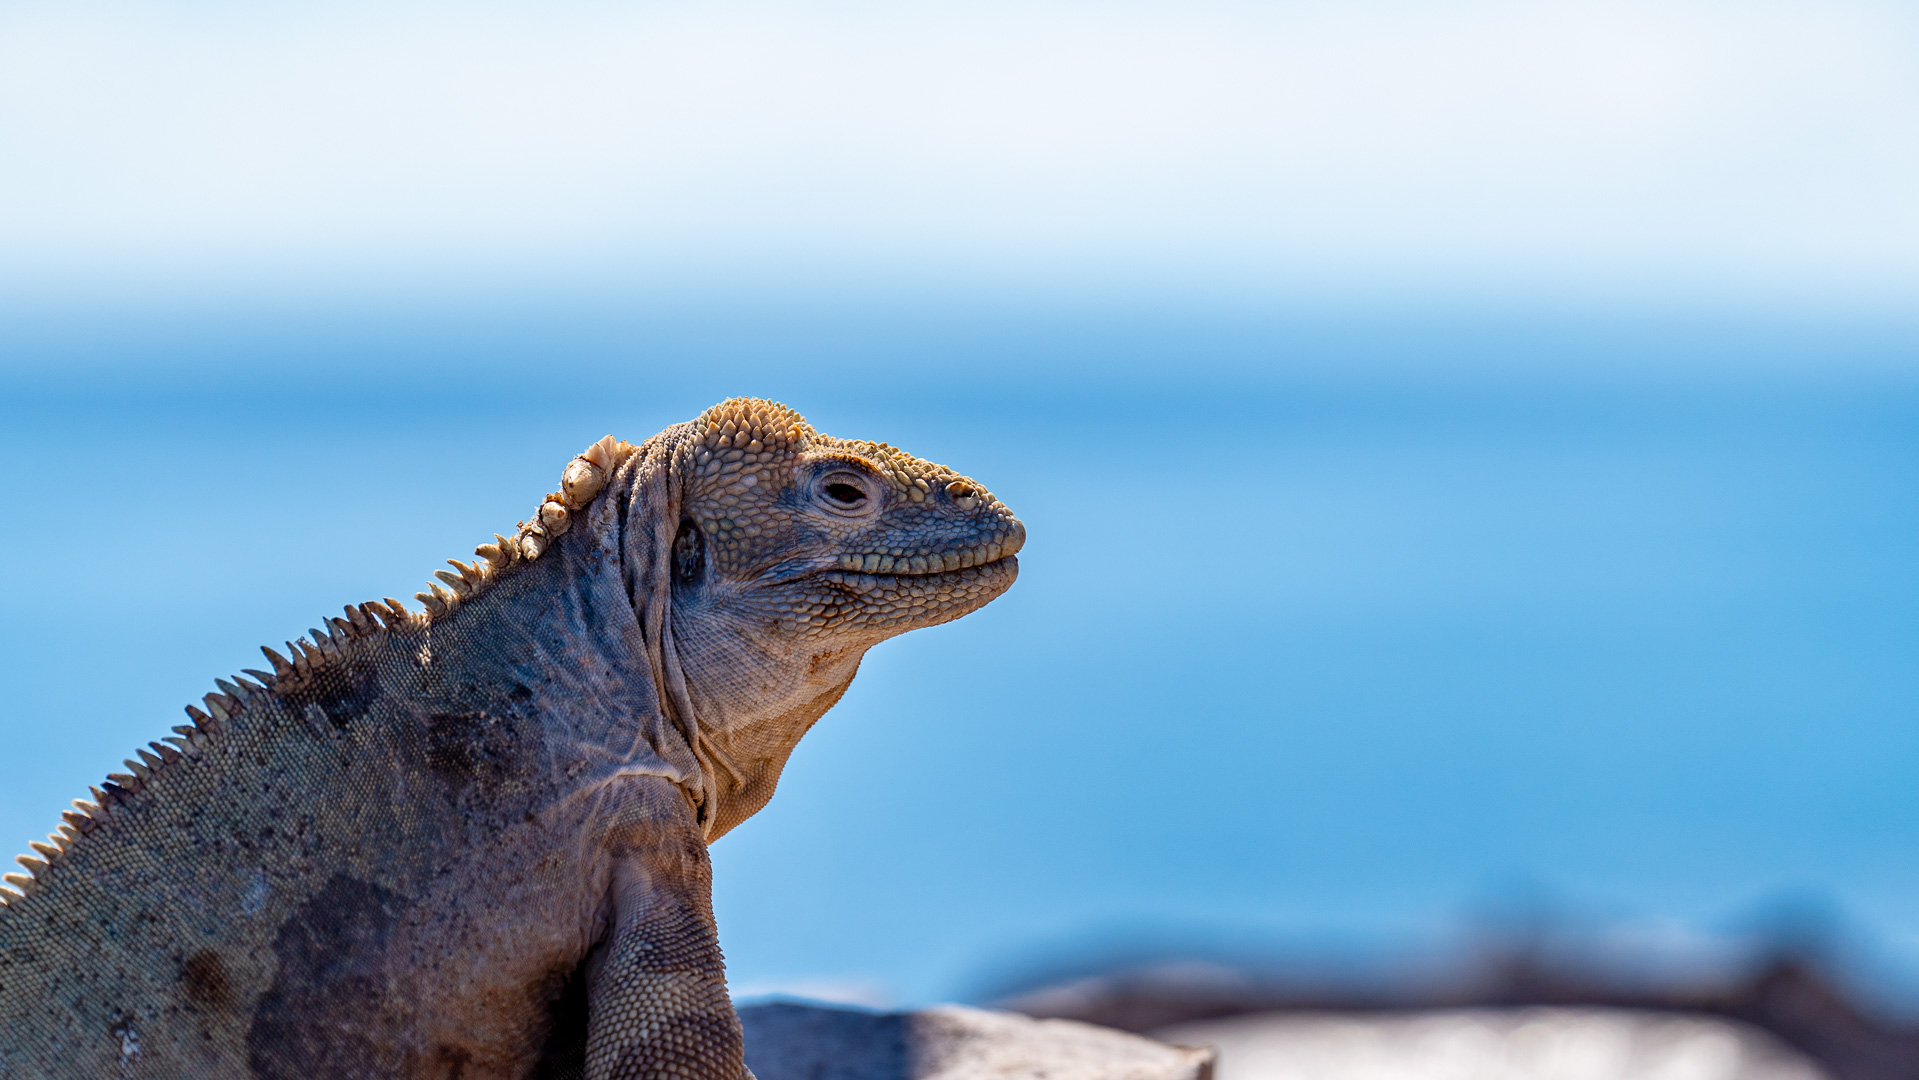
[811,553,1019,631]
[824,520,1025,576]
[760,517,1024,584]
[751,512,1023,637]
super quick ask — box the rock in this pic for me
[1154,1007,1832,1080]
[740,1001,1217,1080]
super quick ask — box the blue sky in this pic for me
[4,0,1919,1012]
[3,0,1918,312]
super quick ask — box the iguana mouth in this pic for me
[829,524,1024,577]
[821,553,1017,585]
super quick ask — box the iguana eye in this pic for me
[813,470,880,517]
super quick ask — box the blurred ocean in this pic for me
[3,300,1915,1008]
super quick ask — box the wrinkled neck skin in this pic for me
[448,430,818,842]
[669,613,873,841]
[595,428,887,841]
[446,438,706,816]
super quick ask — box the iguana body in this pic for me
[0,399,1023,1079]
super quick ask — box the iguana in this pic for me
[0,398,1023,1079]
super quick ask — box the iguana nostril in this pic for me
[945,480,980,510]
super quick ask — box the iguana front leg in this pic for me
[584,783,747,1080]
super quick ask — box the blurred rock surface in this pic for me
[1156,1008,1830,1080]
[740,1001,1216,1080]
[995,951,1919,1079]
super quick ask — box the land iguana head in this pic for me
[620,398,1023,836]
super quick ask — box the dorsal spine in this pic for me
[0,434,634,909]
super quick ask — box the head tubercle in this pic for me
[691,398,815,453]
[683,399,816,482]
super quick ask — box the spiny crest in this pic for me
[1,434,636,910]
[413,433,632,615]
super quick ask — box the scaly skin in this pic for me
[0,399,1023,1079]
